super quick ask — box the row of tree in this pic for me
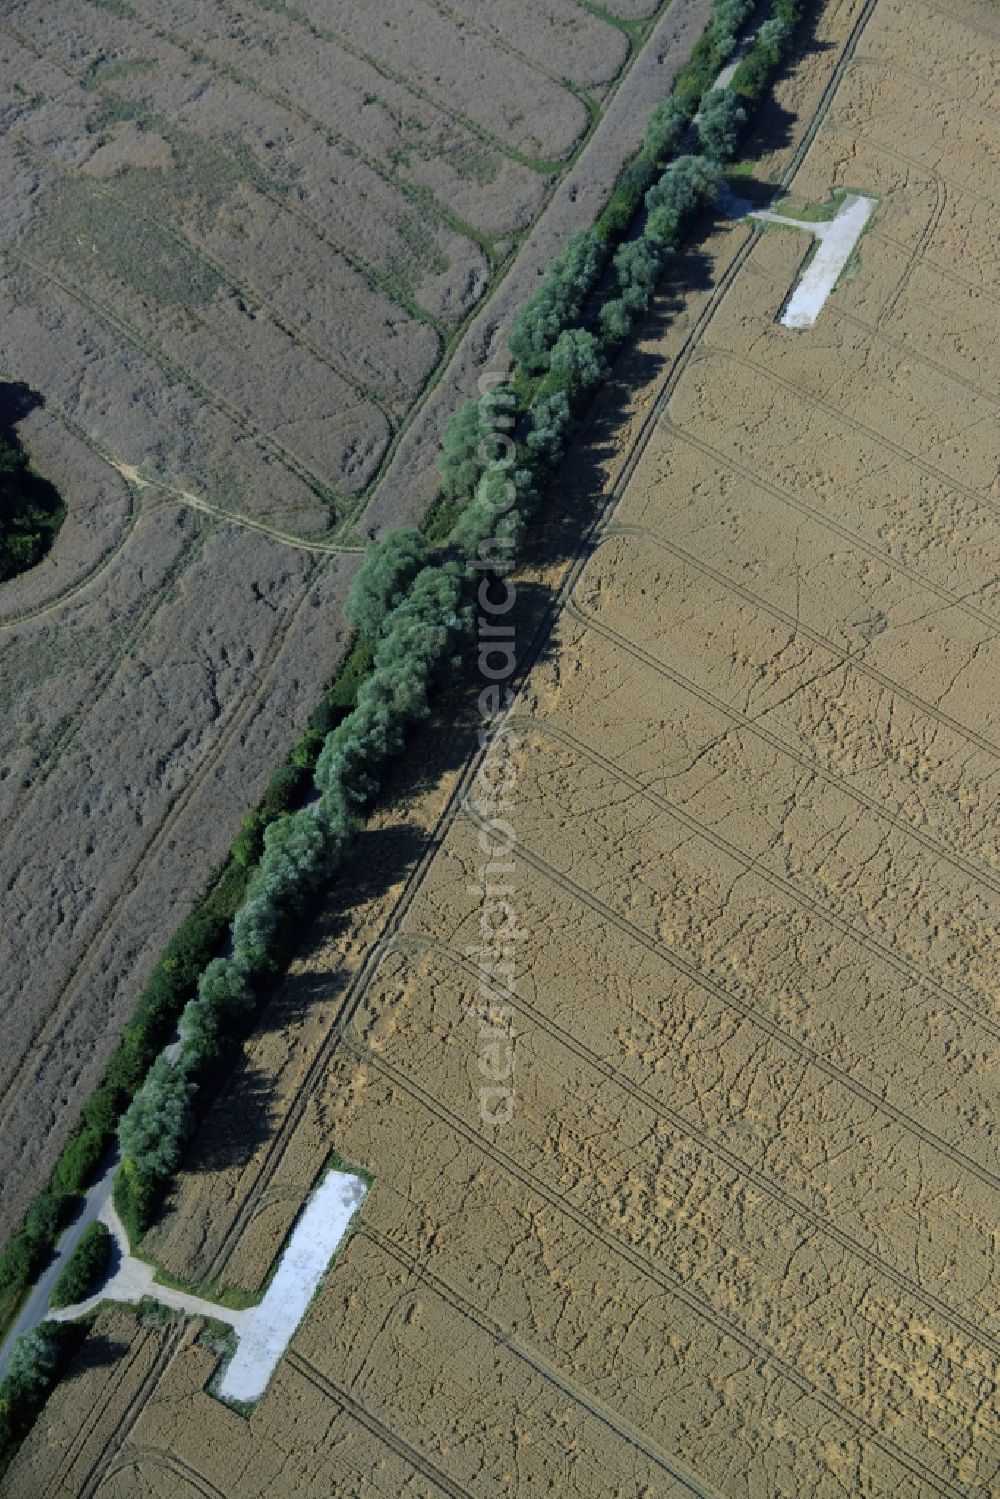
[11,0,807,1384]
[0,0,806,1467]
[115,0,803,1229]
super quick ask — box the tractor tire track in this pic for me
[503,714,1000,1027]
[367,930,1000,1358]
[100,1447,228,1499]
[337,1032,972,1499]
[285,1351,474,1499]
[460,799,1000,1192]
[650,418,1000,634]
[1,242,347,510]
[588,520,1000,760]
[43,1322,164,1497]
[357,1221,720,1498]
[73,1319,187,1499]
[564,596,1000,895]
[698,344,1000,523]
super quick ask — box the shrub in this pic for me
[447,462,533,565]
[437,399,485,502]
[23,1196,63,1250]
[50,1129,104,1198]
[49,1223,111,1310]
[730,16,795,102]
[197,957,254,1020]
[673,31,722,115]
[4,1326,58,1400]
[697,88,747,163]
[508,230,605,373]
[177,997,222,1066]
[316,633,376,726]
[525,389,573,469]
[118,1055,196,1183]
[613,237,669,314]
[346,529,428,639]
[537,328,608,403]
[112,1163,156,1249]
[645,155,720,249]
[0,1237,36,1301]
[712,0,756,60]
[597,94,692,244]
[597,157,660,243]
[233,761,308,869]
[253,807,334,915]
[0,1197,70,1301]
[437,387,516,504]
[597,296,633,348]
[82,1087,121,1138]
[643,95,691,165]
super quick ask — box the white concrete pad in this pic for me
[751,193,877,328]
[51,1169,367,1406]
[218,1170,367,1401]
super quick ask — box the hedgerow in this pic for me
[0,1323,67,1480]
[49,1223,111,1311]
[108,0,807,1240]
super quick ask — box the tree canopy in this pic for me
[697,88,747,163]
[0,431,64,584]
[346,528,429,639]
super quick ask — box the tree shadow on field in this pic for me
[532,242,715,581]
[741,0,834,167]
[147,21,847,1212]
[65,1330,132,1377]
[169,1060,281,1175]
[176,822,434,1175]
[0,380,43,432]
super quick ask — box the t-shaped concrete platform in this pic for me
[750,192,878,328]
[51,1168,368,1404]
